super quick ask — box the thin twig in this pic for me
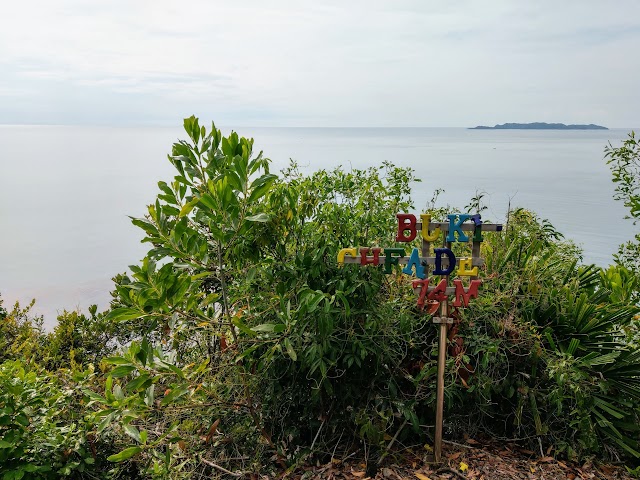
[538,437,544,458]
[201,458,243,477]
[330,430,345,464]
[378,419,408,465]
[442,439,476,450]
[436,467,467,480]
[310,419,325,452]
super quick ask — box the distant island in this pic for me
[470,122,608,130]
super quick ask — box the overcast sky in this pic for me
[1,0,639,127]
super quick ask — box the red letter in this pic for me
[360,247,382,266]
[427,279,448,302]
[396,214,417,242]
[412,278,430,309]
[452,279,481,307]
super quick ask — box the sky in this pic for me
[1,0,640,127]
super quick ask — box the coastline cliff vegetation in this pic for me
[0,119,638,479]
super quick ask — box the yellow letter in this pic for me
[420,214,441,241]
[337,248,357,265]
[457,257,479,277]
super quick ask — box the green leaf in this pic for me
[252,323,281,333]
[144,385,155,407]
[200,191,218,210]
[179,197,200,218]
[245,212,269,223]
[111,365,136,378]
[107,446,142,462]
[284,338,297,361]
[105,307,143,322]
[166,364,185,379]
[97,412,115,433]
[125,373,152,392]
[160,386,190,406]
[3,470,25,480]
[105,375,114,401]
[232,317,257,337]
[248,174,277,203]
[104,356,134,366]
[124,424,142,443]
[15,413,29,427]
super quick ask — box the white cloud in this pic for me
[1,0,639,126]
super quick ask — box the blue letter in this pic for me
[433,248,456,275]
[402,248,426,279]
[446,214,471,242]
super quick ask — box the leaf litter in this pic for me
[247,437,637,480]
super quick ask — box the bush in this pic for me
[451,209,640,460]
[6,118,638,478]
[0,298,45,364]
[0,360,103,478]
[91,119,640,478]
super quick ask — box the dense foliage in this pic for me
[606,131,640,270]
[1,118,639,478]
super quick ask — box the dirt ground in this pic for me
[253,437,637,480]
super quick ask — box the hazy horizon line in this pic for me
[1,122,636,130]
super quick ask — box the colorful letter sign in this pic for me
[337,213,503,312]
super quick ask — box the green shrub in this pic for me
[0,360,102,479]
[451,209,640,460]
[90,119,640,476]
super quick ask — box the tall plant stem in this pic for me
[217,242,238,345]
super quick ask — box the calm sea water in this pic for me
[1,126,637,327]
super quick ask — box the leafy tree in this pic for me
[44,306,116,370]
[606,132,640,222]
[92,117,433,476]
[605,132,640,270]
[0,297,45,363]
[0,295,6,320]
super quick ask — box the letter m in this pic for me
[452,279,481,307]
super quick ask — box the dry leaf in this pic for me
[538,456,554,463]
[448,451,462,460]
[599,465,615,475]
[351,470,366,477]
[466,438,480,445]
[205,418,220,444]
[414,473,431,480]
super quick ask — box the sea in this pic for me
[1,125,637,328]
